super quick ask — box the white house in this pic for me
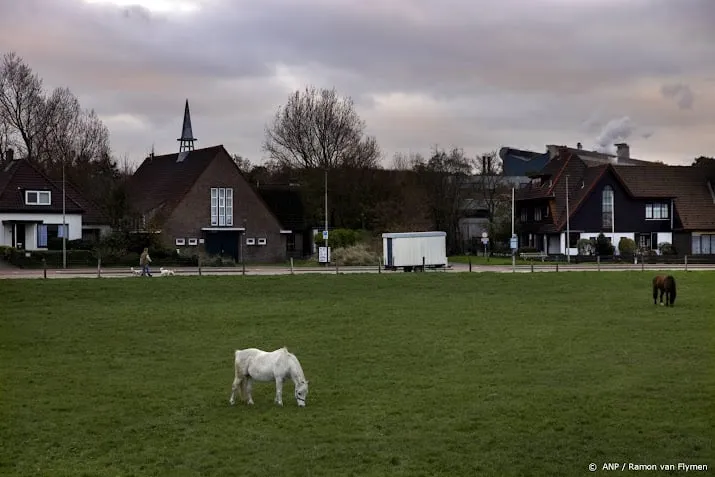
[0,152,87,250]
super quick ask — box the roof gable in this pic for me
[127,145,225,214]
[0,159,84,213]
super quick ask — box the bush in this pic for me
[618,237,636,255]
[658,242,677,255]
[314,228,364,249]
[577,238,596,255]
[595,233,614,256]
[331,243,380,266]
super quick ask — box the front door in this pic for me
[204,231,239,261]
[13,223,26,249]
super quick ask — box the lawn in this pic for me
[1,272,713,476]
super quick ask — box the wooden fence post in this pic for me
[378,258,381,274]
[684,255,688,272]
[530,263,534,273]
[97,253,101,278]
[43,258,47,279]
[641,257,644,272]
[290,257,294,275]
[555,263,559,272]
[198,255,202,276]
[597,255,601,271]
[468,255,472,272]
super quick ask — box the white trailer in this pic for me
[382,231,447,272]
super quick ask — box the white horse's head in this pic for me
[295,379,309,407]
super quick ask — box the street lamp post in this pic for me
[324,168,328,266]
[62,157,67,269]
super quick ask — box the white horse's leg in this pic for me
[230,375,242,405]
[246,378,255,405]
[274,377,284,406]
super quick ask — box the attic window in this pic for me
[25,190,51,206]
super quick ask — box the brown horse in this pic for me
[652,275,677,306]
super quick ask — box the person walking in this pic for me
[140,247,153,277]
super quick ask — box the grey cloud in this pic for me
[660,83,694,109]
[0,0,713,166]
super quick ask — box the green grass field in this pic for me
[1,273,713,476]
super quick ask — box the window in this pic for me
[257,238,267,246]
[645,202,669,220]
[188,238,198,246]
[602,186,613,228]
[25,190,51,206]
[37,224,48,248]
[175,238,185,246]
[210,187,234,226]
[534,208,542,221]
[520,208,528,222]
[568,232,579,248]
[692,234,714,255]
[246,237,256,245]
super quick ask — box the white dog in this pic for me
[159,267,176,277]
[130,267,142,276]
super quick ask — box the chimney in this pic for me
[577,142,583,150]
[615,143,630,160]
[5,148,14,162]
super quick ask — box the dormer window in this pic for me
[25,190,51,206]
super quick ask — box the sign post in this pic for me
[320,230,330,265]
[510,233,518,272]
[481,231,489,258]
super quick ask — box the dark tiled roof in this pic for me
[51,180,109,225]
[0,159,84,214]
[257,185,307,230]
[126,145,225,214]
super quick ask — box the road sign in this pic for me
[322,230,328,240]
[481,231,488,239]
[318,246,330,263]
[510,236,518,250]
[481,238,489,245]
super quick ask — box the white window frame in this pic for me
[246,237,255,245]
[188,238,198,246]
[175,238,185,246]
[210,187,234,227]
[602,186,614,228]
[257,238,267,246]
[645,202,669,220]
[25,190,51,206]
[210,188,218,226]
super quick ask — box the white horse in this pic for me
[229,347,310,407]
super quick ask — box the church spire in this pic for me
[177,99,197,153]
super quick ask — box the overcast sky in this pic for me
[1,0,713,167]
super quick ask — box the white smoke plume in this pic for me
[593,116,635,154]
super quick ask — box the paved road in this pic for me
[1,262,713,279]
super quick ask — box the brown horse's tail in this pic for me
[667,275,676,304]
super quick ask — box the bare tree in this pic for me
[263,86,381,169]
[413,147,472,253]
[231,154,253,173]
[474,151,504,221]
[0,52,47,159]
[391,151,424,170]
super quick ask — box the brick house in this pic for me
[515,148,715,256]
[126,145,291,263]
